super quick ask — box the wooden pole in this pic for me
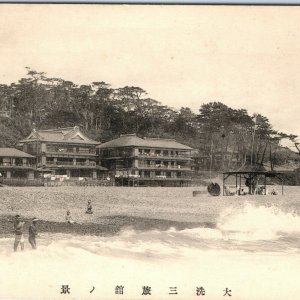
[223,173,225,196]
[209,137,213,181]
[250,115,257,169]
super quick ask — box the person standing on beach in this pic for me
[65,210,75,224]
[85,200,93,214]
[28,218,39,249]
[13,215,25,252]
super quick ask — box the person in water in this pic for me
[65,210,75,224]
[13,215,25,252]
[28,217,39,249]
[85,200,93,214]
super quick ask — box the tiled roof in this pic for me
[0,148,34,158]
[19,126,99,145]
[97,134,192,150]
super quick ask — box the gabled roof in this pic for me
[19,126,99,145]
[97,134,192,150]
[0,148,34,158]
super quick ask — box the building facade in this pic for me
[0,148,35,179]
[97,134,193,186]
[17,126,105,179]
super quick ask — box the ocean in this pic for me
[0,187,300,299]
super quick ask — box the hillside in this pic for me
[0,68,299,172]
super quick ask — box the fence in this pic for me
[1,178,44,186]
[43,178,113,187]
[0,178,113,187]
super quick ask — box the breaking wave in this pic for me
[0,203,300,299]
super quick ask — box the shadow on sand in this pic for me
[0,215,215,237]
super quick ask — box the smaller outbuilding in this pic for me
[0,148,36,180]
[222,170,287,196]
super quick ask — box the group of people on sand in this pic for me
[65,200,93,224]
[13,215,39,252]
[13,200,93,251]
[224,185,278,196]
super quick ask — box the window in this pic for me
[155,150,161,156]
[78,147,90,153]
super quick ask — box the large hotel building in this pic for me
[97,134,193,186]
[0,128,193,186]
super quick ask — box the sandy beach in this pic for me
[1,185,299,237]
[1,185,300,300]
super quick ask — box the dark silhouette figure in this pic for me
[29,218,39,249]
[13,215,25,252]
[86,200,93,214]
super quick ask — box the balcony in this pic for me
[137,164,191,171]
[0,163,35,169]
[45,149,96,156]
[45,161,96,168]
[100,153,134,159]
[75,161,96,166]
[138,153,191,160]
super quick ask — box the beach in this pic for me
[0,186,300,299]
[1,185,299,230]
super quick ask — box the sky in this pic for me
[0,4,299,147]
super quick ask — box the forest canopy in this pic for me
[0,68,299,171]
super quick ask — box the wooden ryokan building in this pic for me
[17,126,105,179]
[0,148,35,179]
[97,134,193,186]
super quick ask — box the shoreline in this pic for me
[1,185,300,240]
[0,215,213,238]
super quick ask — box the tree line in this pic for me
[0,68,299,171]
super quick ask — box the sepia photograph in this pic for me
[0,4,300,299]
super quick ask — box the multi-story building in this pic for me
[17,126,104,179]
[97,134,193,186]
[0,148,35,179]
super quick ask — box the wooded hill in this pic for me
[0,68,299,172]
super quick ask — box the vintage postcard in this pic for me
[0,4,300,300]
